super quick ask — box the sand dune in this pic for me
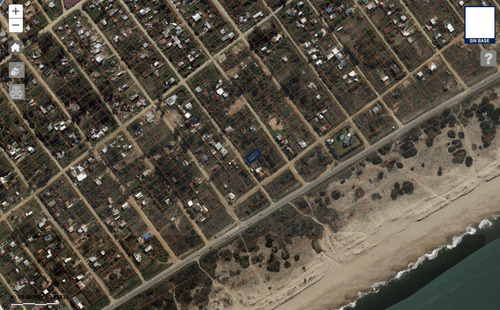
[275,150,500,310]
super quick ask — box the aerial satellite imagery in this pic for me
[0,0,499,309]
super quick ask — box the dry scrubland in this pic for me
[117,205,326,310]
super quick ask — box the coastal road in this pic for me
[104,71,500,310]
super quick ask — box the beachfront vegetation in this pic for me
[463,94,500,148]
[390,181,415,200]
[465,156,474,167]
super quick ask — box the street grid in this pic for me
[0,56,88,167]
[443,42,497,86]
[128,114,236,238]
[10,200,107,308]
[368,0,435,71]
[158,86,256,198]
[0,150,28,212]
[219,42,316,159]
[0,221,51,300]
[67,152,173,281]
[54,11,151,121]
[249,18,347,133]
[0,0,495,308]
[38,177,140,295]
[0,97,60,188]
[85,1,178,100]
[219,0,270,32]
[122,0,208,78]
[24,33,118,142]
[278,0,377,115]
[312,0,406,92]
[170,0,238,54]
[401,0,463,49]
[101,127,204,248]
[189,64,287,175]
[384,76,433,119]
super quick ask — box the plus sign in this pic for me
[12,7,19,15]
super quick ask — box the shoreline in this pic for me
[337,217,496,310]
[275,168,500,310]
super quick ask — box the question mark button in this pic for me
[481,50,496,67]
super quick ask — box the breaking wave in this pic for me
[338,215,498,310]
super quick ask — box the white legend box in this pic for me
[464,6,496,44]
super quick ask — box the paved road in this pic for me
[104,71,500,310]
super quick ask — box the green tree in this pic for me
[465,156,473,167]
[400,141,417,158]
[331,191,341,200]
[267,253,281,273]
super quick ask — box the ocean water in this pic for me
[389,231,500,310]
[344,215,500,310]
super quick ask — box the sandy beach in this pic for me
[276,152,500,310]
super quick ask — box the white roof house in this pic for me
[192,13,202,22]
[76,172,87,182]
